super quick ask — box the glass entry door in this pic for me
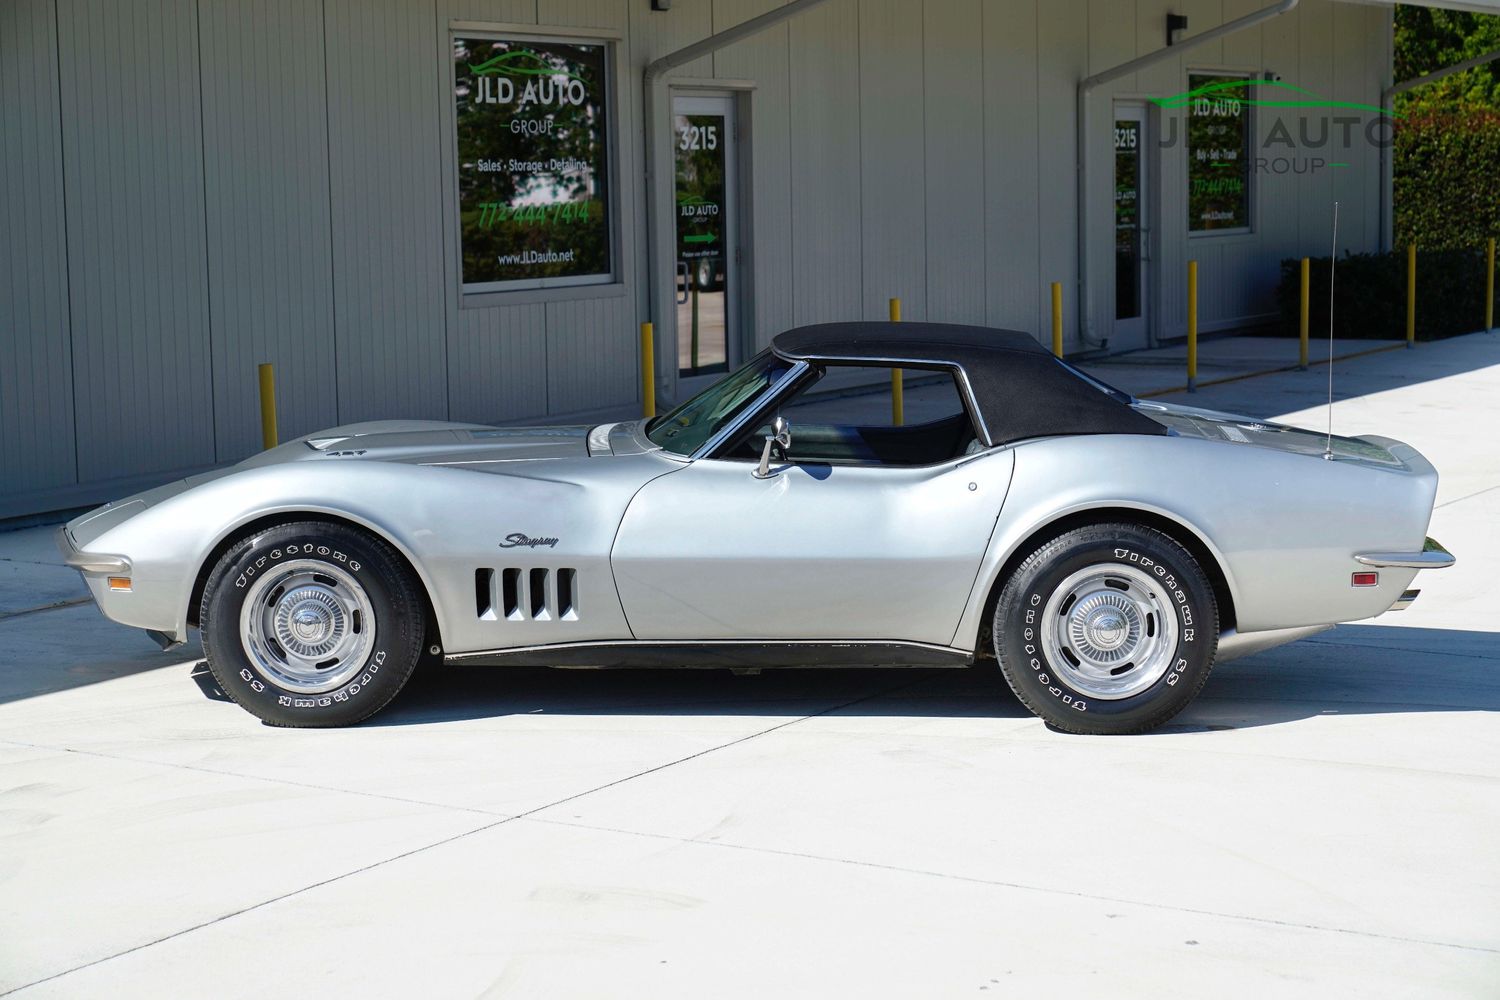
[1113,103,1150,348]
[673,95,738,389]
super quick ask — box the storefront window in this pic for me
[452,35,614,292]
[1187,72,1252,233]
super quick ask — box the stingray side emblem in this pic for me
[499,532,559,549]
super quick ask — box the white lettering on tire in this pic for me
[1022,545,1200,713]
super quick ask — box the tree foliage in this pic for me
[1394,5,1500,115]
[1392,6,1500,252]
[1394,111,1500,250]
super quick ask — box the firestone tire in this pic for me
[993,523,1218,735]
[200,521,425,727]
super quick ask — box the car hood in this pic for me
[236,420,606,471]
[63,420,653,550]
[1131,400,1408,468]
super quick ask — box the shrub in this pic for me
[1394,110,1500,251]
[1274,248,1492,341]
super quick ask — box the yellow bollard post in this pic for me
[640,322,655,418]
[1050,282,1063,358]
[889,297,903,426]
[257,363,278,450]
[1298,257,1310,370]
[1186,261,1198,393]
[1486,237,1495,334]
[1406,243,1416,349]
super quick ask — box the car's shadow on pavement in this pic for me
[319,623,1499,733]
[378,664,1033,726]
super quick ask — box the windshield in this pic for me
[646,351,794,456]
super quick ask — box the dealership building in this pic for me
[0,0,1474,518]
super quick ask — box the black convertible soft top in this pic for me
[771,322,1167,447]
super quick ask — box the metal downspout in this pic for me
[1380,47,1500,250]
[642,0,834,408]
[1075,0,1299,351]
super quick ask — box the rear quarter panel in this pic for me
[952,433,1436,649]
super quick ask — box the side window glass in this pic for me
[723,365,979,467]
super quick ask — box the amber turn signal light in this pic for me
[107,577,132,592]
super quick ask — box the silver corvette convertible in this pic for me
[59,322,1453,733]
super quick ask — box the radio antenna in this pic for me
[1324,201,1340,461]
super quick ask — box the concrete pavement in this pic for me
[1075,333,1405,399]
[1,332,1497,998]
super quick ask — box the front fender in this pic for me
[65,456,672,652]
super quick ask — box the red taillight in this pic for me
[1352,572,1379,587]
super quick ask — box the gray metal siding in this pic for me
[325,0,448,423]
[549,0,636,416]
[56,0,215,484]
[982,0,1041,335]
[447,302,548,424]
[789,0,862,326]
[1039,0,1088,343]
[922,0,985,326]
[712,0,794,352]
[0,0,76,499]
[858,0,926,321]
[199,0,338,461]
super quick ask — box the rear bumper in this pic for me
[1355,536,1455,570]
[1389,589,1421,612]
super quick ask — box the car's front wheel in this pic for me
[992,523,1219,735]
[200,521,425,727]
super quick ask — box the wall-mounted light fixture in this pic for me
[1166,13,1189,46]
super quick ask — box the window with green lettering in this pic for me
[453,35,615,291]
[1187,72,1252,233]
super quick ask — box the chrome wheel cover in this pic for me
[1039,563,1179,700]
[240,559,374,694]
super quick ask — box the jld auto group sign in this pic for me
[1185,73,1251,232]
[453,37,612,291]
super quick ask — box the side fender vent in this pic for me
[529,568,550,621]
[558,568,578,621]
[477,566,578,622]
[502,568,522,620]
[475,569,495,621]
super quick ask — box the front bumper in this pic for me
[56,526,132,575]
[55,527,186,651]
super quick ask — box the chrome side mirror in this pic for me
[752,416,791,479]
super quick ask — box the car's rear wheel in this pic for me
[992,523,1218,735]
[200,521,424,727]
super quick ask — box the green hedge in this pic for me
[1395,110,1500,251]
[1275,249,1493,341]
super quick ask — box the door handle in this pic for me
[676,261,690,305]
